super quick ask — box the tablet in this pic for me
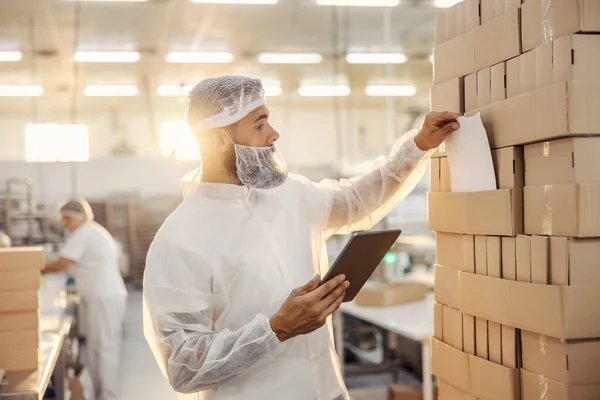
[319,229,402,302]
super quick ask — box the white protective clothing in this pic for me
[143,129,431,400]
[61,221,128,400]
[229,140,288,189]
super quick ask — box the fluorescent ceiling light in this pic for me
[84,85,138,96]
[346,52,407,64]
[264,84,282,97]
[157,84,194,97]
[298,85,350,97]
[166,51,233,64]
[258,52,322,64]
[0,51,22,62]
[0,85,44,97]
[190,0,277,3]
[74,51,140,63]
[63,0,149,2]
[366,85,416,97]
[434,0,460,7]
[316,0,399,6]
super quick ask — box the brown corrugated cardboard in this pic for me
[355,282,428,307]
[434,302,443,340]
[0,348,39,371]
[475,317,489,359]
[550,237,600,286]
[431,337,520,400]
[430,77,464,114]
[480,0,495,24]
[430,158,440,192]
[550,236,570,285]
[445,4,458,41]
[465,0,480,31]
[434,264,460,309]
[535,42,553,89]
[469,82,600,149]
[524,183,600,237]
[459,271,600,339]
[506,56,521,97]
[516,235,532,282]
[428,188,523,236]
[475,8,521,71]
[491,146,524,190]
[438,380,477,400]
[522,331,600,385]
[521,368,600,400]
[501,237,517,280]
[475,235,487,276]
[0,330,39,351]
[477,67,491,107]
[436,232,464,269]
[464,72,478,112]
[0,312,39,332]
[490,62,506,103]
[457,1,466,35]
[487,236,502,278]
[440,157,451,192]
[462,235,476,274]
[0,269,40,292]
[434,11,447,45]
[521,0,542,52]
[445,306,464,351]
[501,325,518,368]
[504,0,520,12]
[494,0,506,18]
[434,31,476,84]
[0,247,45,271]
[530,235,549,284]
[463,314,476,355]
[554,34,600,84]
[520,49,536,94]
[0,291,38,313]
[442,305,453,346]
[524,137,600,186]
[488,321,502,364]
[389,385,435,400]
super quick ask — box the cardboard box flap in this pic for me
[0,247,45,271]
[521,368,600,400]
[569,82,600,134]
[432,337,471,391]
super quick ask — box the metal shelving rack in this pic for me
[0,178,35,245]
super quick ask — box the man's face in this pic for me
[228,105,280,147]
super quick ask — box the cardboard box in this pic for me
[444,306,464,351]
[501,325,518,368]
[550,237,600,286]
[554,34,600,84]
[487,236,502,278]
[475,317,489,359]
[480,0,495,24]
[459,271,600,339]
[491,146,524,190]
[434,264,460,309]
[434,302,443,340]
[521,0,542,53]
[469,82,600,149]
[475,8,521,71]
[462,234,475,274]
[389,384,435,400]
[442,305,453,346]
[0,312,39,332]
[440,157,451,192]
[475,235,488,276]
[531,235,549,284]
[446,3,458,41]
[524,183,600,237]
[465,0,480,32]
[477,67,491,107]
[520,49,536,93]
[490,62,506,103]
[0,247,45,271]
[430,77,464,114]
[488,321,502,364]
[494,0,506,18]
[355,282,428,307]
[0,347,39,371]
[438,380,476,400]
[516,235,532,283]
[436,232,475,270]
[504,0,520,12]
[428,189,523,236]
[430,158,440,192]
[0,269,40,292]
[434,31,476,84]
[524,137,600,186]
[0,291,38,313]
[521,368,600,400]
[434,11,447,45]
[0,330,39,351]
[522,331,600,385]
[501,237,517,280]
[457,1,466,35]
[535,42,553,89]
[464,72,478,112]
[506,56,521,97]
[431,337,520,400]
[463,313,476,355]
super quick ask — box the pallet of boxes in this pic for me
[0,248,43,372]
[429,0,600,399]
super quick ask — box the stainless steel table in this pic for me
[0,315,74,400]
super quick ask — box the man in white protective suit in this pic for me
[143,76,459,400]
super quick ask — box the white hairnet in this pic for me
[186,76,266,132]
[60,199,94,222]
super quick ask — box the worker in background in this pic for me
[143,76,459,400]
[45,199,127,400]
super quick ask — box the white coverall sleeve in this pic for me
[316,129,432,236]
[144,242,285,394]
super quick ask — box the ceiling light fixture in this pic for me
[0,85,44,97]
[166,51,234,64]
[0,51,23,62]
[316,0,399,6]
[74,51,140,63]
[190,0,278,3]
[298,85,350,97]
[264,84,282,97]
[258,52,323,64]
[84,85,138,96]
[346,52,407,64]
[63,0,149,2]
[157,84,194,97]
[365,85,416,97]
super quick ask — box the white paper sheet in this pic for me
[444,112,497,192]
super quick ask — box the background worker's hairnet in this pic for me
[185,76,266,132]
[60,198,95,222]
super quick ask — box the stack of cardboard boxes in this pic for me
[429,0,600,398]
[0,247,44,371]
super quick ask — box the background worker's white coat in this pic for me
[143,129,431,400]
[61,221,128,400]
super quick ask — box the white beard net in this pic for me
[233,143,288,189]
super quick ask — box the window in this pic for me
[159,121,201,160]
[25,124,90,162]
